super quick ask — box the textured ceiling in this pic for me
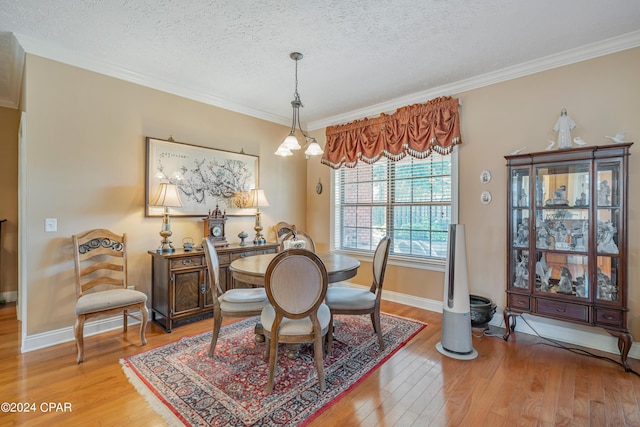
[1,1,640,128]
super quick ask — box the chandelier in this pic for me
[275,52,324,157]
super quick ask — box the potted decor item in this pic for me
[469,295,496,328]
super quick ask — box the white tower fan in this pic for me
[436,224,478,360]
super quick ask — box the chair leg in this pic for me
[139,305,148,346]
[326,315,333,354]
[371,311,385,351]
[123,310,128,332]
[208,310,223,357]
[75,315,85,364]
[266,333,279,393]
[264,335,270,360]
[313,333,326,392]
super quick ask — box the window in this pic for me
[332,151,457,268]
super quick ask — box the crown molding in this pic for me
[11,30,640,129]
[309,30,640,131]
[13,32,291,126]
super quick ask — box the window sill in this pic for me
[333,249,446,272]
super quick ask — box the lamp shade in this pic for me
[150,183,183,208]
[247,189,270,208]
[304,139,324,156]
[275,143,294,157]
[282,133,302,150]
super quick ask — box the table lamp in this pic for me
[247,189,270,244]
[150,183,183,252]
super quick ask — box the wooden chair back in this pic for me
[265,249,328,320]
[279,230,316,252]
[370,236,391,293]
[73,228,128,298]
[273,221,296,244]
[202,237,224,298]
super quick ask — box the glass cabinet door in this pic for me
[533,162,590,299]
[509,167,531,290]
[595,159,622,303]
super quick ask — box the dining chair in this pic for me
[325,236,391,350]
[72,229,148,363]
[273,221,296,244]
[279,230,316,252]
[261,249,332,393]
[202,237,269,356]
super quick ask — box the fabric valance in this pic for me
[321,96,462,169]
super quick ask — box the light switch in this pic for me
[45,218,57,232]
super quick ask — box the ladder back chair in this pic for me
[72,229,148,363]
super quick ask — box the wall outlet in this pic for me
[45,218,57,232]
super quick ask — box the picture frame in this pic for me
[146,137,259,217]
[480,170,492,184]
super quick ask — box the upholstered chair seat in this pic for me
[261,303,331,337]
[324,287,375,311]
[219,288,268,312]
[75,288,147,315]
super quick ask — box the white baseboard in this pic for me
[21,310,144,354]
[21,287,640,362]
[340,283,640,361]
[1,291,18,302]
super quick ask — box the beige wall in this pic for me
[0,106,20,297]
[23,54,306,335]
[310,47,640,336]
[16,47,640,341]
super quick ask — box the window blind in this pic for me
[334,153,452,260]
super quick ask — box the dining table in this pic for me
[229,251,360,358]
[229,251,360,288]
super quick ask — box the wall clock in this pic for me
[203,204,229,247]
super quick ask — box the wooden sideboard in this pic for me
[148,242,278,332]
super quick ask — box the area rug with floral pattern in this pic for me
[121,313,425,426]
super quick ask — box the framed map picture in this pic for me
[146,137,259,217]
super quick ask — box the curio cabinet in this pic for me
[504,143,633,370]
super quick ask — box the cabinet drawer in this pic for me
[217,253,231,266]
[170,256,203,270]
[595,308,624,328]
[231,250,258,261]
[509,294,530,311]
[536,299,588,322]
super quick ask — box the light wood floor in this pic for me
[1,301,640,426]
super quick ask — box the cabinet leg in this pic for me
[606,329,633,371]
[503,309,517,341]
